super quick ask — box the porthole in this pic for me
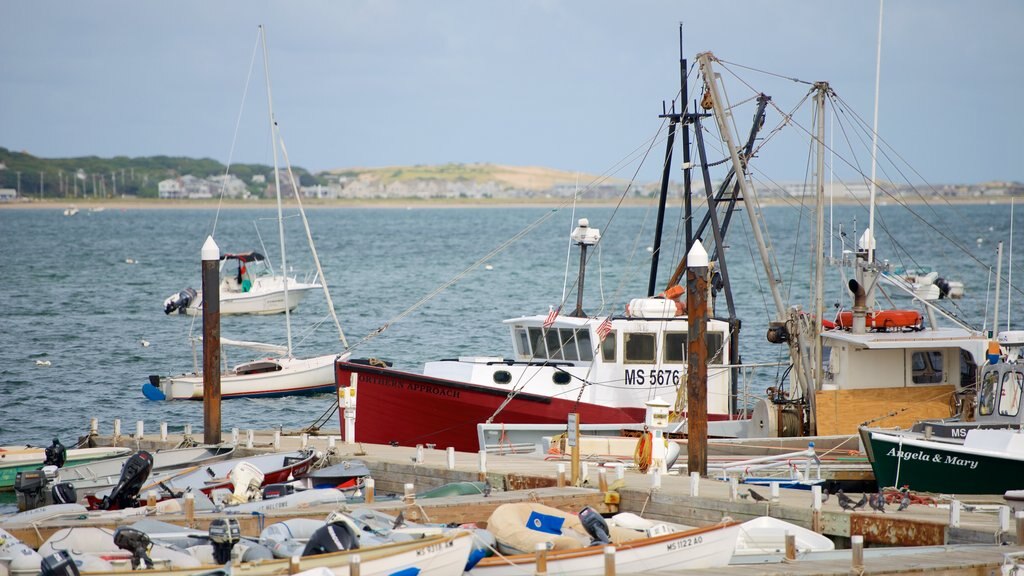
[552,371,571,385]
[493,370,512,384]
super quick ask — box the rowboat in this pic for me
[85,449,316,509]
[56,445,236,496]
[0,446,131,491]
[468,522,740,575]
[70,530,474,576]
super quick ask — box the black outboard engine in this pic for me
[40,550,81,576]
[113,527,154,569]
[44,438,67,468]
[936,277,952,299]
[100,451,153,510]
[51,481,77,504]
[163,287,198,314]
[209,518,241,564]
[14,469,48,512]
[578,506,611,546]
[302,520,360,556]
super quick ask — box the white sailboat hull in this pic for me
[149,353,341,400]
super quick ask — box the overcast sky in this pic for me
[1,1,1020,185]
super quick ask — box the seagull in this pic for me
[870,491,886,513]
[747,488,768,503]
[139,339,150,347]
[34,359,51,367]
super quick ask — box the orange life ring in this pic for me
[836,309,923,330]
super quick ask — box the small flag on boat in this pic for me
[597,316,613,341]
[543,305,559,329]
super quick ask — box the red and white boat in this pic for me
[335,220,738,453]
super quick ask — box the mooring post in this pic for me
[730,478,739,502]
[201,235,222,445]
[135,421,144,441]
[273,430,281,450]
[113,419,121,443]
[851,535,863,570]
[350,555,361,576]
[160,422,168,442]
[557,463,567,488]
[770,482,780,503]
[598,467,608,492]
[246,429,254,448]
[89,418,98,437]
[184,493,195,528]
[447,447,455,470]
[231,428,238,445]
[534,542,548,576]
[478,450,487,481]
[685,240,709,477]
[688,472,699,496]
[1015,511,1024,544]
[603,546,616,576]
[365,478,375,503]
[415,444,424,464]
[785,533,796,561]
[288,556,300,575]
[950,499,961,528]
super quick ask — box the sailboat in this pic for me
[143,26,349,401]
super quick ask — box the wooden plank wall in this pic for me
[815,385,955,435]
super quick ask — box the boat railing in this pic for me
[707,443,821,483]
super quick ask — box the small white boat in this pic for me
[163,251,321,316]
[56,445,236,495]
[144,352,342,400]
[71,530,475,576]
[469,503,740,575]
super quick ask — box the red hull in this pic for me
[335,361,645,452]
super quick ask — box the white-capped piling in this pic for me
[246,429,254,448]
[364,478,375,504]
[950,499,961,528]
[478,450,487,481]
[136,420,144,440]
[446,447,455,470]
[851,535,864,570]
[231,428,238,445]
[688,472,699,496]
[273,430,281,450]
[771,482,780,503]
[160,422,168,441]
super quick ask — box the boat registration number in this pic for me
[666,535,703,551]
[624,369,680,386]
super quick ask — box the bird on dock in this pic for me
[392,510,406,529]
[482,478,492,497]
[820,488,830,504]
[850,494,868,511]
[897,486,912,511]
[747,488,768,503]
[869,491,886,513]
[836,489,852,509]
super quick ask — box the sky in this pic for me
[1,1,1021,185]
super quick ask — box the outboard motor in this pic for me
[51,481,77,504]
[227,461,265,505]
[303,515,360,556]
[14,469,48,512]
[100,451,153,510]
[113,526,154,569]
[43,438,67,468]
[209,517,241,564]
[163,287,198,315]
[936,276,952,299]
[40,550,80,576]
[578,506,611,546]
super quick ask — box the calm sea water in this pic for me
[0,201,1019,449]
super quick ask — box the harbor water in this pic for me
[0,202,1017,449]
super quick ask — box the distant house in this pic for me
[0,188,16,202]
[252,174,266,184]
[209,174,250,198]
[157,178,184,199]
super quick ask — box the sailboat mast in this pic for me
[260,25,293,356]
[868,0,884,264]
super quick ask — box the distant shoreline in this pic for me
[0,196,1018,211]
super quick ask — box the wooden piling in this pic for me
[364,478,375,504]
[534,543,548,575]
[851,535,864,570]
[603,546,615,576]
[785,533,796,561]
[685,241,709,477]
[200,235,222,445]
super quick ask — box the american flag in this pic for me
[543,305,560,329]
[596,316,613,341]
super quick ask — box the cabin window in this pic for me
[999,371,1024,417]
[979,369,999,416]
[707,331,725,365]
[545,329,564,360]
[624,332,656,363]
[577,330,594,361]
[528,327,546,360]
[552,371,572,385]
[515,328,531,358]
[493,370,512,385]
[911,350,944,384]
[601,332,617,362]
[559,329,580,361]
[664,332,687,363]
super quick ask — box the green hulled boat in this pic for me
[860,426,1024,494]
[0,446,132,491]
